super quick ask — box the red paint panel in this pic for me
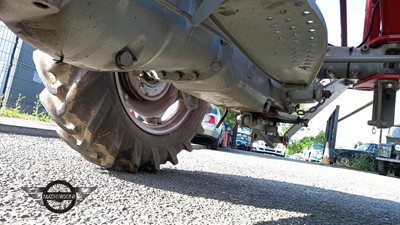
[353,74,400,90]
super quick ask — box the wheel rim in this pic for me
[115,71,191,135]
[339,157,350,166]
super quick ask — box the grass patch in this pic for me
[0,94,53,122]
[351,154,377,172]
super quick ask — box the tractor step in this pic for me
[210,0,327,87]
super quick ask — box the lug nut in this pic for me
[123,94,129,101]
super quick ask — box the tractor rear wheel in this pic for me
[34,51,207,172]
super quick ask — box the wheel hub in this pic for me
[124,70,170,101]
[115,71,191,135]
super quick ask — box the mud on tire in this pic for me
[33,51,207,172]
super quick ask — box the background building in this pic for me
[0,22,44,113]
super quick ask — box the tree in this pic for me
[279,123,292,136]
[286,130,325,155]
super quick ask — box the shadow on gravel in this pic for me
[112,169,399,224]
[217,148,314,165]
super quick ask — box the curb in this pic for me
[0,116,59,138]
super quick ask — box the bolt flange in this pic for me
[116,49,136,69]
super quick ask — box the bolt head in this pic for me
[211,62,221,72]
[158,71,166,79]
[168,72,181,80]
[247,72,254,80]
[187,72,198,80]
[323,90,332,98]
[361,44,370,52]
[116,49,135,69]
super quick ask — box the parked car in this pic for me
[332,143,378,166]
[303,143,324,162]
[236,134,251,150]
[251,140,286,157]
[192,104,223,150]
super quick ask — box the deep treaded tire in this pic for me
[394,166,400,177]
[377,160,389,176]
[33,51,207,172]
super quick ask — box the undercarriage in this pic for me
[1,0,399,171]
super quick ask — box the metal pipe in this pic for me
[340,0,348,47]
[324,45,400,63]
[338,101,373,122]
[325,55,400,63]
[275,111,299,123]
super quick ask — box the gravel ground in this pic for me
[1,132,400,225]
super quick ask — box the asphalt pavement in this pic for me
[1,117,400,224]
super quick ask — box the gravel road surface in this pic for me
[1,132,400,225]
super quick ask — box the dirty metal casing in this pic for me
[169,46,286,112]
[1,0,218,72]
[210,0,327,88]
[1,0,328,114]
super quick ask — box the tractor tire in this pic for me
[394,166,400,177]
[377,160,389,176]
[33,51,207,172]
